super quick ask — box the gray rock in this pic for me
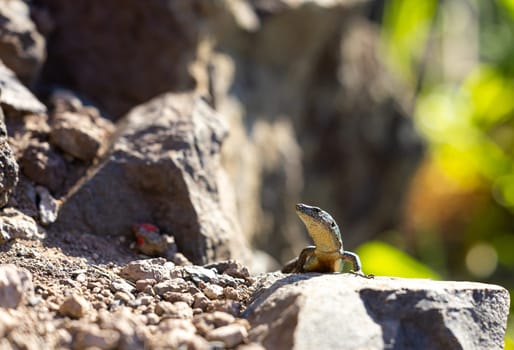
[206,323,248,348]
[73,325,120,350]
[21,140,67,193]
[50,111,114,161]
[110,279,135,294]
[52,93,250,265]
[0,208,42,244]
[0,0,46,84]
[0,264,33,308]
[0,107,18,207]
[37,0,202,116]
[35,185,59,225]
[58,294,90,319]
[119,258,175,283]
[244,274,510,350]
[183,265,219,284]
[0,62,46,114]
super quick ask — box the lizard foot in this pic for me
[349,270,375,279]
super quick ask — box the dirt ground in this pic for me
[0,232,262,350]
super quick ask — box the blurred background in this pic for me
[364,0,514,345]
[4,0,513,343]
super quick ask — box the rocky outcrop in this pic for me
[211,4,423,257]
[0,0,46,84]
[37,0,207,116]
[0,107,18,208]
[244,273,510,350]
[52,93,250,265]
[32,0,423,264]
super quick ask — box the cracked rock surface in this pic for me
[245,273,510,350]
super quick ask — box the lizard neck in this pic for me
[305,223,343,253]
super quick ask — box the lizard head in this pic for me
[295,203,343,252]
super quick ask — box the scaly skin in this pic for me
[282,203,363,274]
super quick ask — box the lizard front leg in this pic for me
[340,250,362,273]
[282,246,316,273]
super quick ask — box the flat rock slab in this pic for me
[244,273,510,350]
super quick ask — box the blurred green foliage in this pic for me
[357,241,440,279]
[374,0,514,343]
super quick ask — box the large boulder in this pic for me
[0,0,46,84]
[37,0,206,116]
[52,93,250,265]
[245,274,510,350]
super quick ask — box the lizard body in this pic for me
[282,203,362,274]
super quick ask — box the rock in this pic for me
[155,301,193,319]
[37,0,203,116]
[0,264,33,308]
[97,308,146,350]
[159,318,196,334]
[134,279,156,292]
[244,274,510,350]
[207,3,422,263]
[0,62,46,114]
[110,279,136,294]
[0,308,18,337]
[73,325,120,350]
[0,107,18,207]
[35,186,59,225]
[119,258,175,282]
[183,265,218,284]
[204,260,250,280]
[50,111,113,161]
[153,279,189,296]
[206,323,248,348]
[237,343,266,350]
[153,328,210,350]
[0,208,42,244]
[132,223,178,259]
[193,292,211,311]
[52,93,250,265]
[223,286,242,301]
[0,0,46,83]
[203,284,224,300]
[163,291,194,306]
[58,294,90,319]
[5,176,37,217]
[193,311,235,335]
[21,140,67,193]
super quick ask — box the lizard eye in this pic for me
[330,222,336,227]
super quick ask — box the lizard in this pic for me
[282,203,364,274]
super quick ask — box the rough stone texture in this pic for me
[58,294,90,319]
[120,258,175,282]
[50,111,113,161]
[73,325,120,350]
[52,93,250,265]
[30,0,422,267]
[35,185,58,225]
[206,323,248,348]
[0,264,33,308]
[0,107,18,207]
[0,0,46,84]
[0,61,46,115]
[37,0,205,116]
[0,207,41,244]
[20,140,66,193]
[244,274,510,350]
